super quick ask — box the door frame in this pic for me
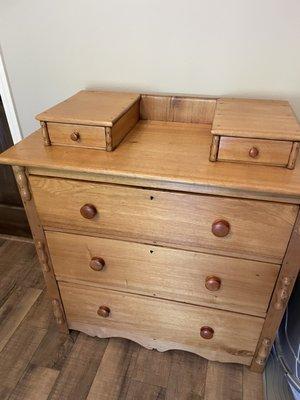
[0,48,22,144]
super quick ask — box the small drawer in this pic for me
[217,137,293,167]
[59,281,264,365]
[30,176,298,263]
[47,122,106,149]
[47,231,279,317]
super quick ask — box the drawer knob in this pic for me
[212,219,230,237]
[249,147,259,158]
[90,257,105,271]
[70,131,80,141]
[200,326,214,339]
[205,276,221,291]
[97,305,110,318]
[80,204,97,219]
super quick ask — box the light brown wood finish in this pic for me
[36,90,140,127]
[110,100,140,150]
[30,175,297,263]
[287,141,300,169]
[251,209,300,372]
[2,122,300,203]
[47,122,106,149]
[12,166,68,333]
[212,98,300,140]
[0,238,264,399]
[140,94,216,124]
[218,136,293,166]
[59,281,264,366]
[46,231,279,316]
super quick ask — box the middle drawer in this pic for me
[30,176,298,263]
[46,231,279,316]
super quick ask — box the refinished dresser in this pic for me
[1,91,300,373]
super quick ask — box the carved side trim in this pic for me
[52,299,64,325]
[40,121,51,146]
[36,240,50,273]
[255,338,271,366]
[105,127,113,151]
[14,166,31,201]
[274,276,292,310]
[209,135,220,162]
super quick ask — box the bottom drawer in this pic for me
[59,282,264,365]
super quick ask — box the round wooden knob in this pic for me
[249,147,259,158]
[97,305,110,318]
[211,220,230,237]
[89,257,105,271]
[70,131,80,141]
[205,276,221,291]
[200,326,214,339]
[80,204,97,219]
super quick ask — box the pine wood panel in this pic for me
[2,123,300,203]
[46,231,279,316]
[30,176,297,263]
[110,101,140,150]
[47,122,106,149]
[212,98,300,140]
[59,282,264,366]
[218,136,293,166]
[140,94,216,124]
[36,90,140,126]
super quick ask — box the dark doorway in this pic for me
[0,96,31,237]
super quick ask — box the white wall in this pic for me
[0,0,299,137]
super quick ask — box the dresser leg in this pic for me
[250,209,300,372]
[13,166,69,334]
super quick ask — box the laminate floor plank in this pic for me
[242,365,264,400]
[204,361,243,400]
[8,365,59,400]
[124,380,166,400]
[0,322,46,400]
[0,286,42,352]
[48,333,108,400]
[166,351,207,400]
[87,338,139,400]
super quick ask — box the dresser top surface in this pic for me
[2,120,300,202]
[35,90,140,126]
[212,98,300,140]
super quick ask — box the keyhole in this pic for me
[150,196,154,200]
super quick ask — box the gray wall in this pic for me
[0,0,299,137]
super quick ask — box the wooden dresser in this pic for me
[1,91,300,373]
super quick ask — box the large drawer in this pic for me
[59,282,264,365]
[47,231,279,316]
[30,176,298,263]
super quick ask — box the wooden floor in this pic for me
[0,238,264,400]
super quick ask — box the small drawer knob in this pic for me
[70,131,80,141]
[97,305,110,318]
[212,219,230,237]
[200,326,214,339]
[249,147,259,158]
[205,276,221,291]
[80,204,97,219]
[90,257,105,271]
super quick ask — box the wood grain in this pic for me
[2,123,300,203]
[48,333,108,400]
[59,282,264,365]
[36,90,140,126]
[212,98,300,141]
[140,94,216,124]
[29,176,297,263]
[250,209,300,372]
[218,136,293,166]
[12,166,68,333]
[110,101,140,150]
[47,122,106,149]
[8,365,59,400]
[47,231,279,316]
